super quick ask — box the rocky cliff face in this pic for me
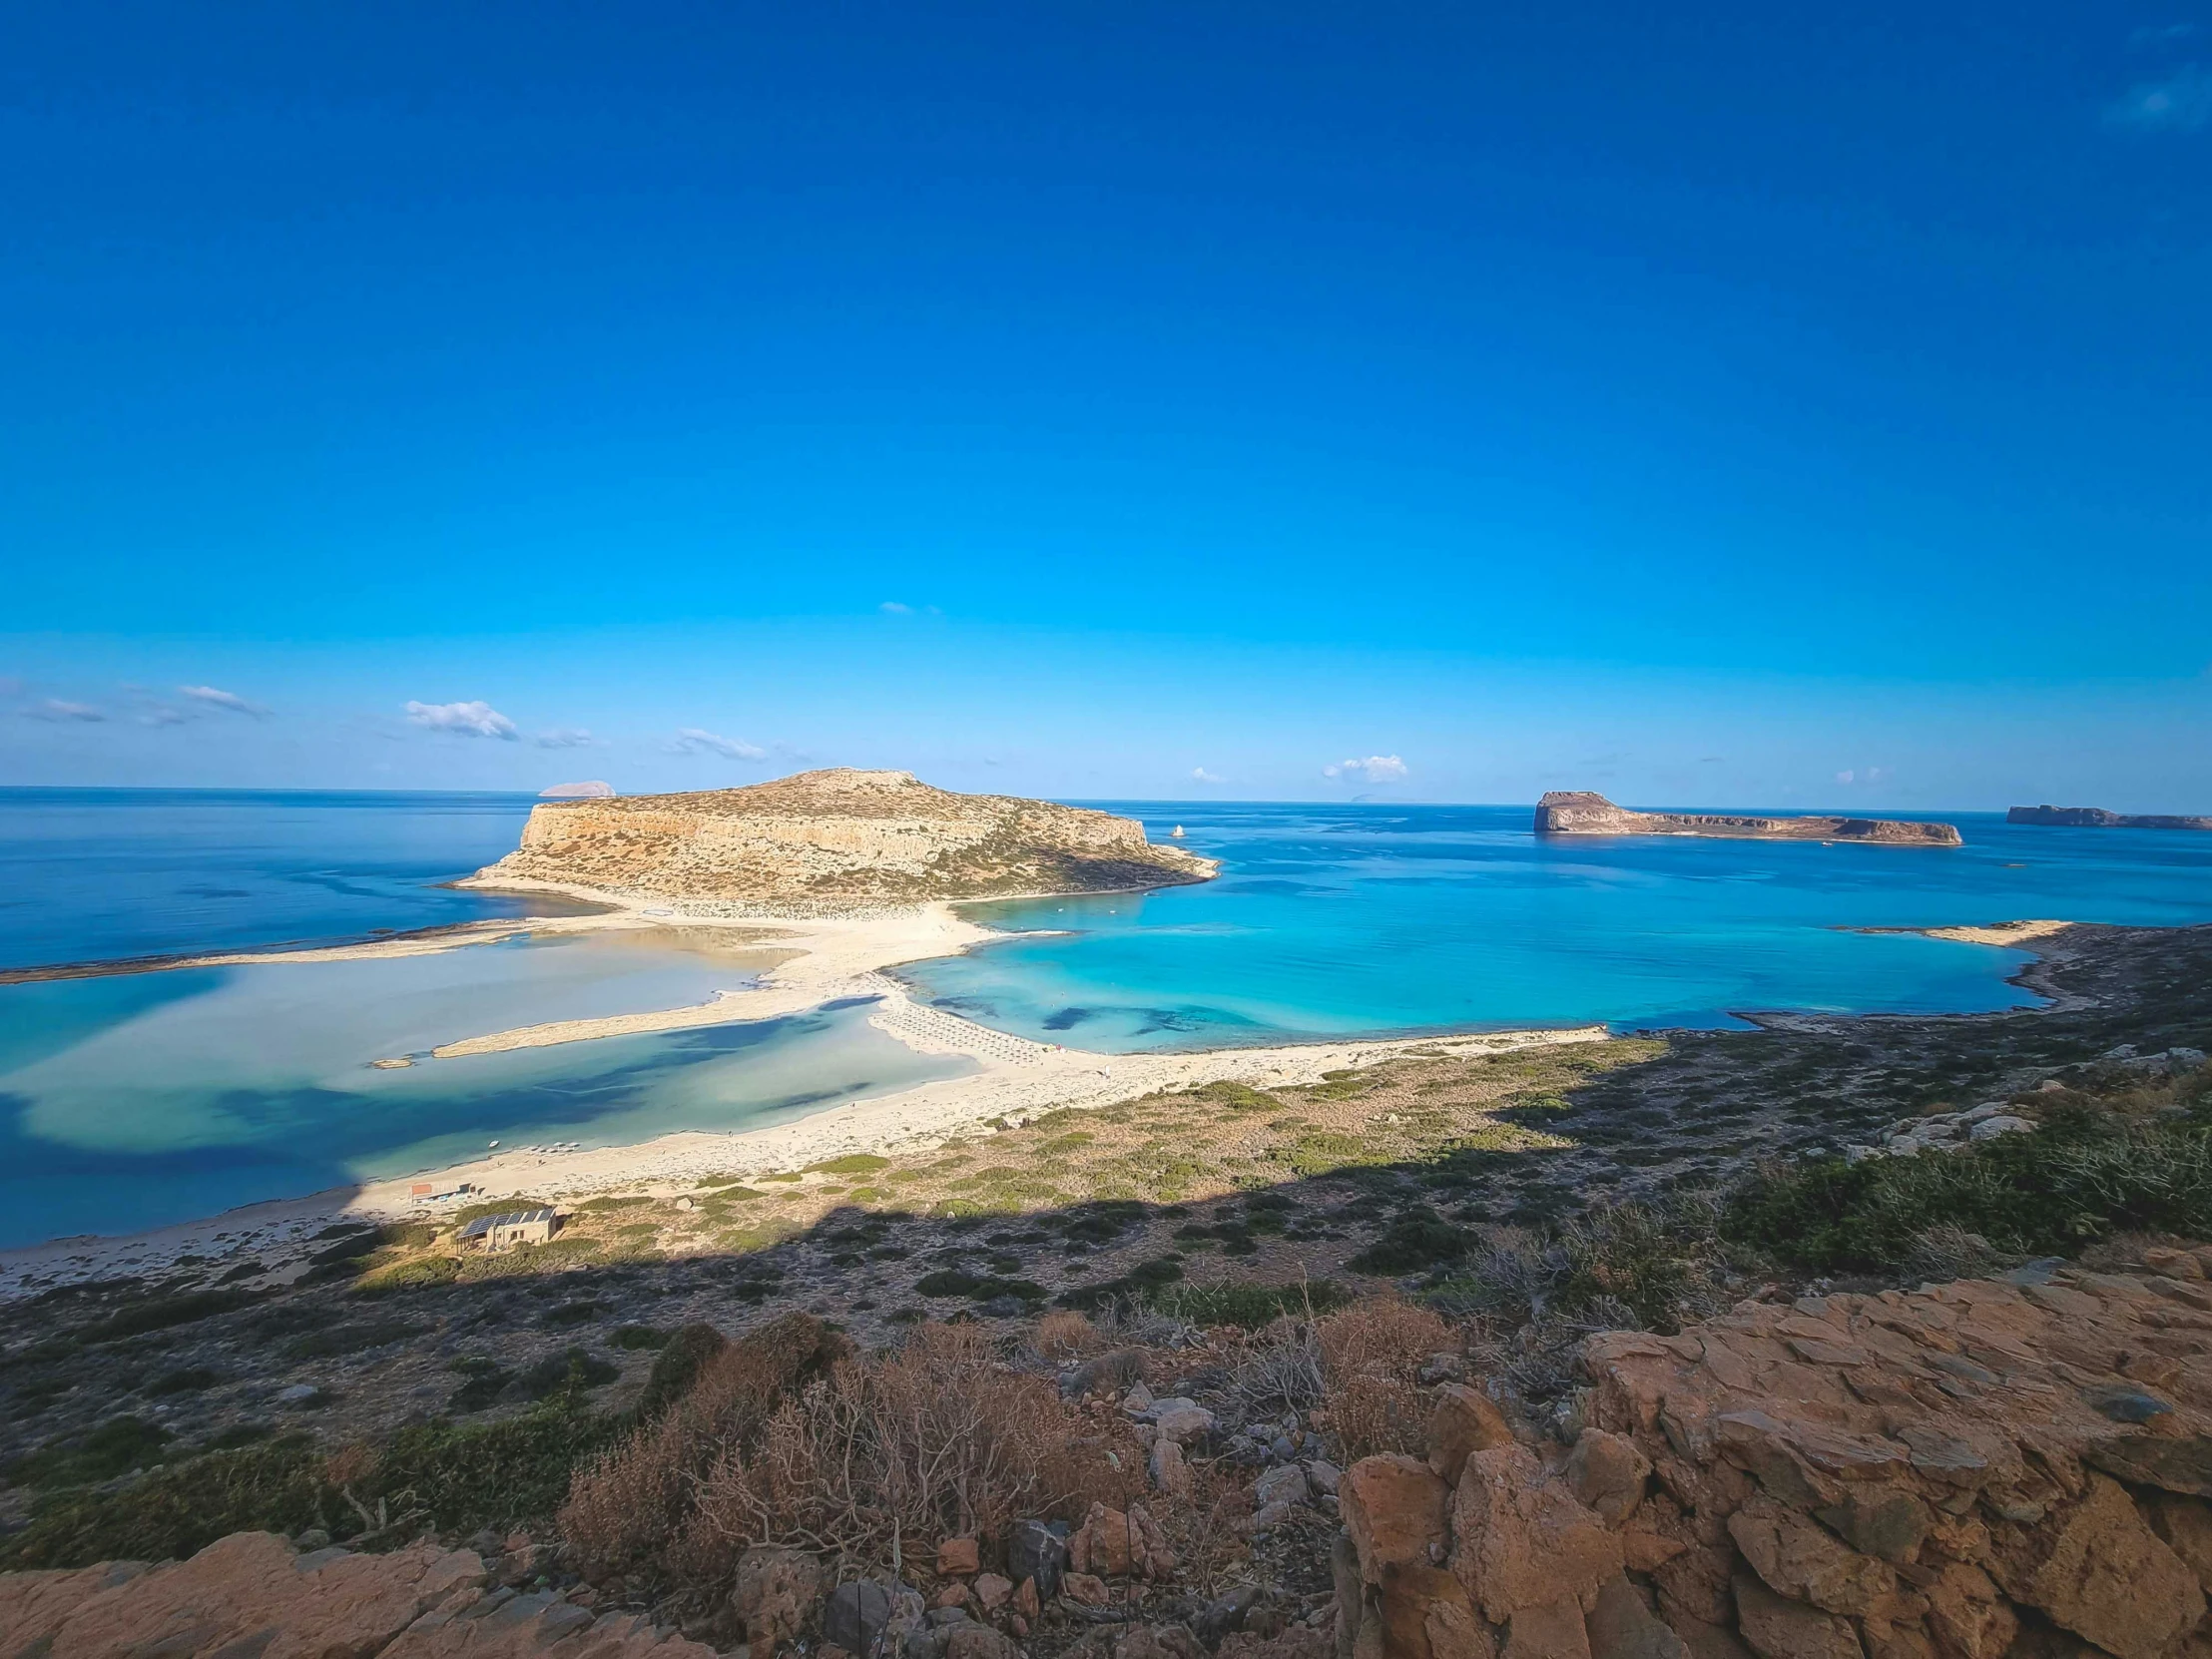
[1339,1254,2212,1659]
[470,768,1218,911]
[1535,793,1963,847]
[2009,807,2212,831]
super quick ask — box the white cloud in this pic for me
[2110,65,2212,130]
[405,699,520,740]
[27,699,104,722]
[879,601,912,615]
[1191,767,1223,785]
[671,727,768,761]
[534,727,595,749]
[1837,770,1855,785]
[1324,754,1408,784]
[179,684,270,717]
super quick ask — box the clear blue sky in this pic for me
[4,3,2208,808]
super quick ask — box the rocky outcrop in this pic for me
[470,769,1217,912]
[2008,808,2212,831]
[1337,1259,2212,1659]
[0,1529,712,1659]
[1534,794,1962,847]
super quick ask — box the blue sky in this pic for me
[4,3,2208,808]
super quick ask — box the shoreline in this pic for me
[0,901,2102,1297]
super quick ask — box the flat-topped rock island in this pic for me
[467,766,1219,911]
[1534,789,1962,844]
[2010,804,2212,830]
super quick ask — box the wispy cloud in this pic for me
[179,684,271,717]
[2110,64,2212,130]
[534,727,595,749]
[1191,767,1224,785]
[405,699,520,740]
[27,699,105,722]
[671,727,768,761]
[879,601,912,615]
[1324,754,1408,784]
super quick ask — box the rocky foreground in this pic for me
[1533,794,1961,847]
[7,1253,2211,1659]
[467,770,1217,912]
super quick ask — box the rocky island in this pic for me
[469,767,1218,911]
[1535,790,1962,844]
[2010,804,2212,830]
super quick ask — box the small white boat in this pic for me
[1170,825,1186,838]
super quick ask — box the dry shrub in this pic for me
[1318,1297,1451,1462]
[560,1312,848,1582]
[1035,1309,1101,1360]
[674,1323,1133,1585]
[1229,1314,1324,1417]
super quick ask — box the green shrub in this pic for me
[514,1349,620,1400]
[1725,1110,2212,1275]
[805,1154,892,1176]
[146,1366,224,1396]
[282,1320,426,1360]
[1148,1280,1350,1328]
[79,1289,260,1344]
[637,1322,728,1418]
[612,1324,668,1351]
[0,1438,325,1569]
[1347,1208,1472,1275]
[352,1255,461,1295]
[1058,1256,1185,1311]
[5,1416,174,1489]
[364,1394,616,1536]
[912,1270,1045,1303]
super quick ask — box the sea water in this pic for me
[896,804,2212,1050]
[4,791,2210,1247]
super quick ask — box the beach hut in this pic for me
[457,1207,560,1253]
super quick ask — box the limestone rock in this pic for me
[1377,1562,1492,1659]
[1449,1445,1624,1624]
[1567,1431,1654,1526]
[1257,1462,1314,1510]
[734,1545,831,1652]
[1429,1385,1519,1479]
[1984,1473,2205,1659]
[1503,1597,1593,1659]
[1730,1572,1864,1659]
[1534,793,1960,847]
[471,768,1218,911]
[1152,1398,1217,1445]
[1343,1455,1453,1585]
[1584,1576,1688,1659]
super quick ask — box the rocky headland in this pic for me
[1535,793,1963,846]
[469,770,1218,913]
[2009,807,2212,831]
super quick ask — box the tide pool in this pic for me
[895,805,2212,1050]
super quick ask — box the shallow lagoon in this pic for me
[0,931,971,1248]
[897,805,2212,1050]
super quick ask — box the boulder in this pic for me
[1449,1445,1624,1623]
[1984,1473,2205,1659]
[1154,1398,1218,1445]
[1565,1432,1653,1527]
[1584,1576,1688,1659]
[1726,1497,1897,1616]
[1377,1562,1492,1659]
[1153,1436,1195,1498]
[1429,1385,1518,1480]
[826,1580,926,1659]
[734,1544,831,1652]
[974,1574,1013,1611]
[1007,1518,1067,1598]
[1730,1573,1863,1659]
[1256,1463,1313,1510]
[1343,1455,1453,1585]
[1503,1598,1592,1659]
[1918,1564,2015,1659]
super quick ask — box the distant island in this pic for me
[471,767,1219,910]
[538,780,617,800]
[1534,790,1962,845]
[2008,804,2212,830]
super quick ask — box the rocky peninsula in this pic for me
[468,769,1219,912]
[1535,791,1962,845]
[2010,805,2212,830]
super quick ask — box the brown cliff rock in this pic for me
[1533,793,1960,847]
[469,767,1217,911]
[1449,1445,1624,1623]
[0,1531,710,1659]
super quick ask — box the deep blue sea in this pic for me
[3,789,2209,1248]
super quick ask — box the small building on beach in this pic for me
[457,1207,560,1252]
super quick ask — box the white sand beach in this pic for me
[0,881,1609,1298]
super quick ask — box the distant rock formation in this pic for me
[1534,791,1962,845]
[538,780,617,800]
[2009,805,2212,830]
[472,768,1219,911]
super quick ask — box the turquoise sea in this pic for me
[3,790,2209,1249]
